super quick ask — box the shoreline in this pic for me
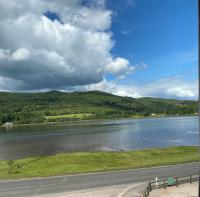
[0,114,197,128]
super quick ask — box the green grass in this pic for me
[0,146,198,180]
[44,113,96,120]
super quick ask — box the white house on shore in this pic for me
[3,122,13,128]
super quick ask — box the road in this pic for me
[0,162,199,197]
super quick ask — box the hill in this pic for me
[0,91,198,125]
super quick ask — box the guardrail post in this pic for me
[190,175,192,184]
[176,177,178,187]
[147,184,149,196]
[149,182,152,191]
[164,180,166,189]
[155,177,158,188]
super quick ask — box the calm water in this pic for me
[0,116,198,159]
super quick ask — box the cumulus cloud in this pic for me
[0,0,133,91]
[84,77,198,100]
[12,48,30,60]
[147,78,198,99]
[105,57,134,77]
[0,0,196,101]
[85,78,142,98]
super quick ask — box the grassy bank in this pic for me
[0,146,198,180]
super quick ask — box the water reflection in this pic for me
[0,116,198,160]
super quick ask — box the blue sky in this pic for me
[106,0,198,85]
[0,0,198,99]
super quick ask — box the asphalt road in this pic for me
[0,162,199,197]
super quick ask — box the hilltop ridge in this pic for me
[0,91,197,125]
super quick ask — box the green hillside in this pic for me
[0,90,198,125]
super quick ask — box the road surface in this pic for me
[0,162,199,197]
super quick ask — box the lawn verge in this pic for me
[0,146,198,180]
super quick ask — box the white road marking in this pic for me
[0,182,64,191]
[117,182,143,197]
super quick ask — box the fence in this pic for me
[142,174,199,197]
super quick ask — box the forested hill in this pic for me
[0,90,198,125]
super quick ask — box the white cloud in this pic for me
[0,0,133,91]
[12,48,30,60]
[139,77,198,99]
[105,57,134,77]
[135,61,148,69]
[84,79,143,98]
[0,0,196,101]
[166,87,196,98]
[0,49,10,60]
[84,77,198,100]
[121,29,132,35]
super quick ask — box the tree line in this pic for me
[0,91,198,125]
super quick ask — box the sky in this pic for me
[0,0,198,99]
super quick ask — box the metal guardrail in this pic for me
[142,174,199,197]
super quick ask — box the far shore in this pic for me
[0,114,197,128]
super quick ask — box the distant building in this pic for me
[151,113,156,116]
[3,122,13,128]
